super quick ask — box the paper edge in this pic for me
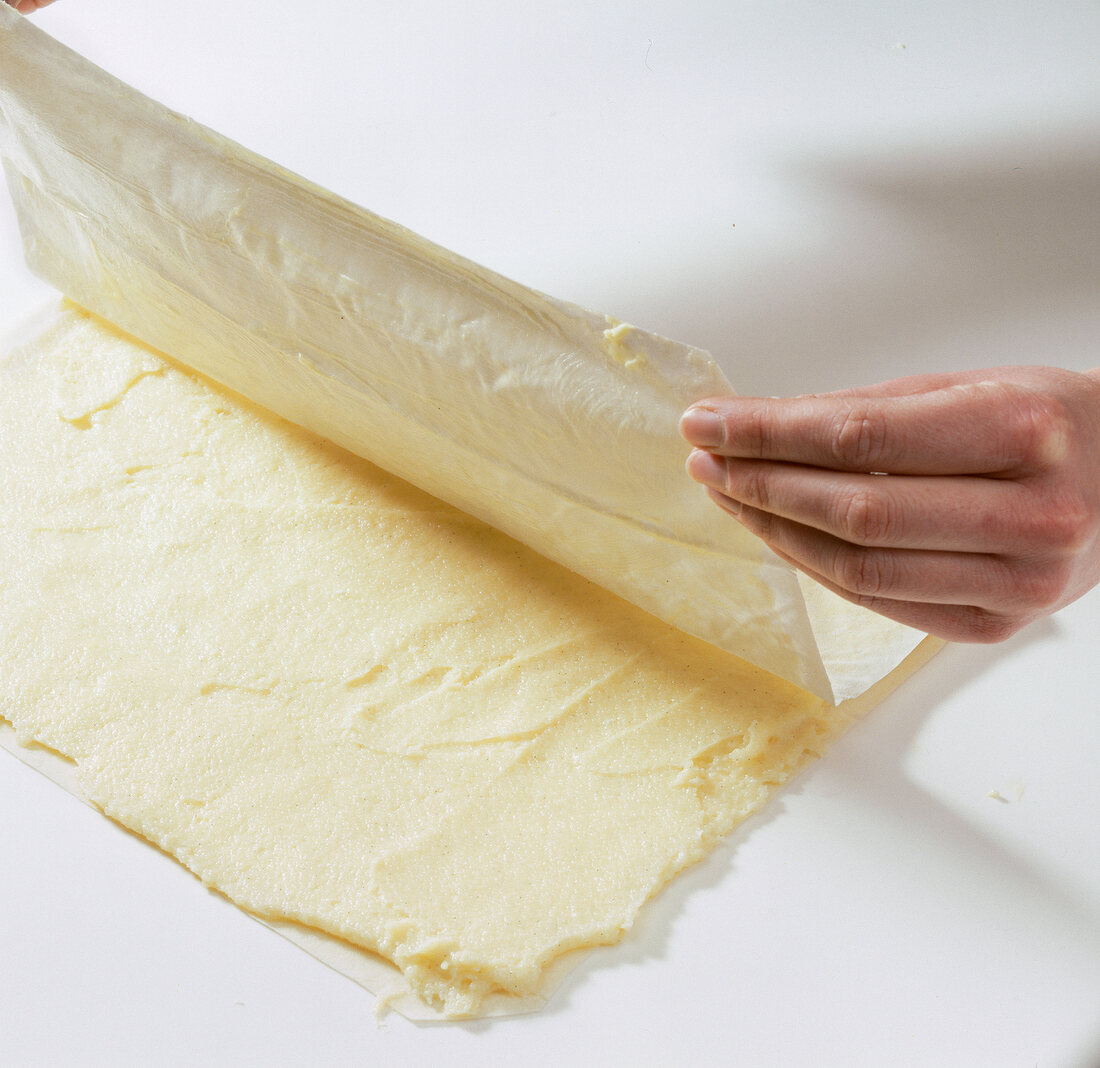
[0,634,945,1022]
[0,714,587,1023]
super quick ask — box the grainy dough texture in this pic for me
[0,2,927,703]
[0,306,911,1017]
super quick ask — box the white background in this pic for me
[1,2,1098,1065]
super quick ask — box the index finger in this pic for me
[680,382,1055,476]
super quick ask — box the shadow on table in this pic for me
[632,125,1100,396]
[528,620,1099,1047]
[456,127,1100,1033]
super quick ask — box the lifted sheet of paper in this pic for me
[0,305,940,1018]
[0,6,924,703]
[0,7,939,1021]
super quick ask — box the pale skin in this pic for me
[682,366,1100,643]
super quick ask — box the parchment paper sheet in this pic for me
[0,6,926,703]
[0,8,942,1024]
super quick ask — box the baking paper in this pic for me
[0,7,925,703]
[0,710,584,1022]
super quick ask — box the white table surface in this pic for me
[1,3,1098,1065]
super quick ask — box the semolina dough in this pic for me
[0,306,933,1017]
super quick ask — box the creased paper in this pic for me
[0,6,924,702]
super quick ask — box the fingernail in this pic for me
[680,406,724,447]
[686,448,723,487]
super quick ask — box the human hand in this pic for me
[681,366,1100,642]
[3,0,57,12]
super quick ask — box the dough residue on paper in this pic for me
[0,306,896,1017]
[0,4,927,702]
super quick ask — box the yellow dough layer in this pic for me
[0,4,927,703]
[0,306,920,1017]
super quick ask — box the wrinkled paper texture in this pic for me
[0,6,923,701]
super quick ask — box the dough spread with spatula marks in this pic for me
[0,305,925,1017]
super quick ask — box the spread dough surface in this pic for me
[0,4,927,703]
[0,307,922,1017]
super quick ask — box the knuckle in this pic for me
[830,405,889,470]
[1010,505,1061,550]
[739,465,771,510]
[741,403,774,458]
[1012,570,1057,611]
[968,611,1022,644]
[1013,486,1095,554]
[999,386,1072,471]
[1011,560,1073,612]
[831,545,894,597]
[836,487,897,546]
[1043,493,1094,553]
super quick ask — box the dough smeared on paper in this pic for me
[0,307,936,1017]
[0,5,924,701]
